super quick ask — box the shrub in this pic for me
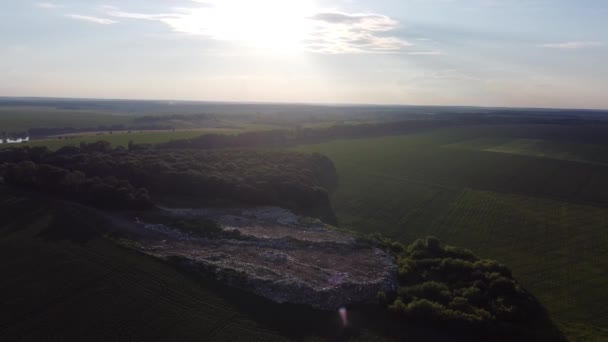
[383,236,552,336]
[399,281,452,304]
[377,291,388,305]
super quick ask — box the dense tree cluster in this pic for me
[369,235,561,339]
[0,143,338,220]
[0,160,152,210]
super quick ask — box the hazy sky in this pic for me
[1,0,607,109]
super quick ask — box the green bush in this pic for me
[383,236,552,335]
[399,281,452,304]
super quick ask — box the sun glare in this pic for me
[181,0,317,51]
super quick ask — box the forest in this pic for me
[0,142,338,221]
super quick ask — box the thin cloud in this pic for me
[66,14,117,25]
[309,12,397,31]
[106,4,411,54]
[407,51,444,55]
[35,2,61,9]
[107,11,174,21]
[308,11,410,53]
[539,41,604,49]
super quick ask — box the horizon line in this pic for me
[1,95,607,112]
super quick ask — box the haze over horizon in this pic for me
[2,0,607,109]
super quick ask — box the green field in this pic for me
[0,105,283,149]
[2,124,280,150]
[0,107,130,132]
[445,137,608,166]
[295,125,608,341]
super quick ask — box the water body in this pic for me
[0,137,30,144]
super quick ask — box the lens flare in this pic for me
[338,307,348,327]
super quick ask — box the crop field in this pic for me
[2,123,282,150]
[426,191,608,322]
[295,124,608,341]
[0,107,130,132]
[445,137,608,166]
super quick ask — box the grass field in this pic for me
[0,107,131,132]
[295,124,608,341]
[1,124,280,150]
[445,137,608,166]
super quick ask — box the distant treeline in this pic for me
[157,114,608,150]
[159,119,450,150]
[0,142,338,221]
[26,125,174,138]
[131,113,216,124]
[10,106,608,140]
[370,236,564,340]
[3,98,607,119]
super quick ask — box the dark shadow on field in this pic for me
[0,186,104,243]
[37,203,110,243]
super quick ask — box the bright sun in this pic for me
[178,0,318,50]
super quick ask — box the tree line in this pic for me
[27,124,173,139]
[158,119,451,150]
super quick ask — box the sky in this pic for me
[1,0,607,109]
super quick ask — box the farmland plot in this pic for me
[295,125,608,341]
